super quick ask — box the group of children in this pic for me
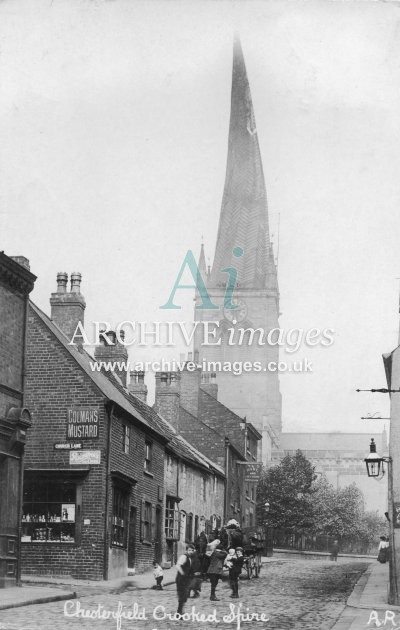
[153,545,245,599]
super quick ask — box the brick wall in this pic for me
[22,305,107,580]
[109,411,165,574]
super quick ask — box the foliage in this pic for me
[311,476,364,539]
[256,451,388,554]
[256,450,316,531]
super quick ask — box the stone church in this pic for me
[193,36,281,465]
[193,37,387,514]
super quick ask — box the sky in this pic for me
[1,0,400,437]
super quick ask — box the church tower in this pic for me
[194,36,282,462]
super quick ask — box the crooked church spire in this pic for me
[210,36,273,289]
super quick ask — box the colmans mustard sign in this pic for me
[66,408,99,439]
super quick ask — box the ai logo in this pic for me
[160,247,244,311]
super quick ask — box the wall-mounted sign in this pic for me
[70,450,101,465]
[238,462,263,483]
[67,408,99,440]
[54,442,83,450]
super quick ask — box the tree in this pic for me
[257,452,387,554]
[312,477,364,539]
[311,475,388,553]
[256,450,316,531]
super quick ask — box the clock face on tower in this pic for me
[223,299,248,324]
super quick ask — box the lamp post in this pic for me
[364,435,396,603]
[263,502,273,557]
[358,383,398,603]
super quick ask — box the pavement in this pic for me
[331,561,399,630]
[0,566,178,610]
[0,558,397,630]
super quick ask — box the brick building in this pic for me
[22,273,170,580]
[154,365,261,529]
[0,253,36,587]
[115,377,226,566]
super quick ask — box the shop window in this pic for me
[144,441,152,473]
[21,478,76,543]
[165,497,179,540]
[123,424,130,454]
[112,485,129,548]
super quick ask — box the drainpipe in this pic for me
[103,401,114,580]
[224,437,230,523]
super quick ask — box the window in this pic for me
[144,441,152,473]
[165,497,180,540]
[194,515,199,539]
[180,463,187,486]
[143,501,152,541]
[202,476,207,501]
[185,513,193,542]
[213,476,217,493]
[123,424,130,454]
[22,477,76,543]
[112,485,129,547]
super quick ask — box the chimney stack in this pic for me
[154,372,181,429]
[200,372,218,399]
[50,272,86,342]
[10,256,30,271]
[180,359,201,417]
[128,371,148,402]
[93,331,129,386]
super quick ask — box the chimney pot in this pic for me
[56,272,68,293]
[10,256,30,270]
[70,272,82,294]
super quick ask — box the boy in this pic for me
[229,547,244,599]
[176,543,196,616]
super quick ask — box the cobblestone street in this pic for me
[0,559,370,630]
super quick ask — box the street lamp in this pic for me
[364,438,391,478]
[262,502,272,557]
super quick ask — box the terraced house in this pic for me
[20,272,226,580]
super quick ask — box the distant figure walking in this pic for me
[377,535,389,564]
[330,540,339,562]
